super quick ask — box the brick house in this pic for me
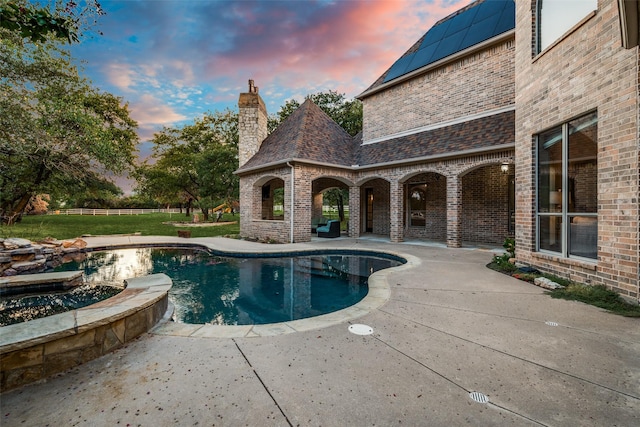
[515,0,639,301]
[235,0,639,301]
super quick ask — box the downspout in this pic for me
[287,162,295,243]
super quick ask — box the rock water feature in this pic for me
[0,237,88,276]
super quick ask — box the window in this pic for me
[409,183,427,227]
[537,111,597,259]
[537,0,597,53]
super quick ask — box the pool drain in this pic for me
[348,324,373,335]
[469,391,489,404]
[545,321,559,327]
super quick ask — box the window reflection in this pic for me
[537,0,597,52]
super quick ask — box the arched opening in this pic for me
[358,178,390,236]
[461,163,514,245]
[403,172,447,241]
[258,178,285,220]
[311,177,350,232]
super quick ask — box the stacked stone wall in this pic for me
[238,90,268,168]
[362,39,515,141]
[1,238,88,277]
[515,0,640,300]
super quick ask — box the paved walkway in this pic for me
[1,236,639,426]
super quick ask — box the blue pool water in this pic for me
[55,248,403,325]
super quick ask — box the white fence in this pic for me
[48,208,183,216]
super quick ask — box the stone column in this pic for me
[390,180,404,243]
[348,186,360,238]
[446,175,462,248]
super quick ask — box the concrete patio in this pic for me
[1,236,638,426]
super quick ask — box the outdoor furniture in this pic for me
[317,220,340,238]
[311,216,329,233]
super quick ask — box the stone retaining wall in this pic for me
[0,273,172,392]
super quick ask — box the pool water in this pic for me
[55,248,402,325]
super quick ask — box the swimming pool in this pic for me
[55,248,404,325]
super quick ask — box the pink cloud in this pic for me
[203,0,474,97]
[130,94,187,126]
[105,63,136,91]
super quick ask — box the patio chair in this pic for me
[311,216,329,233]
[317,220,340,238]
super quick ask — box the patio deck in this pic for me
[1,236,638,426]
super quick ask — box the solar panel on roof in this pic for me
[419,18,451,49]
[383,0,514,84]
[462,14,501,47]
[383,54,415,82]
[407,43,438,72]
[494,2,515,35]
[431,30,467,63]
[474,0,505,22]
[443,6,478,37]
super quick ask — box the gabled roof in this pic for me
[360,0,515,97]
[354,110,514,167]
[236,99,354,173]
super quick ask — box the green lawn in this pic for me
[0,213,240,241]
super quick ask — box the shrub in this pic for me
[550,284,640,317]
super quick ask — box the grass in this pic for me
[549,284,640,317]
[488,256,640,317]
[0,213,240,240]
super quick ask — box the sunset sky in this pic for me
[70,0,475,151]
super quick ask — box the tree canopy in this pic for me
[135,110,239,219]
[0,10,138,224]
[0,0,104,43]
[268,90,363,136]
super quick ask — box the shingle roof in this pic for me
[361,0,515,96]
[236,99,354,173]
[237,107,514,173]
[354,110,514,167]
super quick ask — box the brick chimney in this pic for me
[238,79,268,167]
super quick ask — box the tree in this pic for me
[136,110,239,220]
[268,90,363,136]
[0,25,138,224]
[0,0,105,43]
[323,188,349,221]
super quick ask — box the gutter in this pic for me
[286,161,294,243]
[234,143,515,176]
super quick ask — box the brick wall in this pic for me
[239,168,290,242]
[515,0,640,299]
[404,173,447,241]
[362,39,515,142]
[239,165,357,243]
[462,165,513,244]
[361,178,391,236]
[240,151,515,246]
